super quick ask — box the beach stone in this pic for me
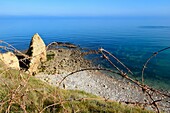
[26,33,47,74]
[103,84,107,88]
[0,52,20,70]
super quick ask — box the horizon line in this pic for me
[1,15,170,18]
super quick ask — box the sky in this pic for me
[0,0,170,17]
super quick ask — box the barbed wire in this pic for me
[142,46,170,84]
[0,40,169,112]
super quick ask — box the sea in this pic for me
[0,16,170,90]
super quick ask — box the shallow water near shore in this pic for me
[0,16,170,90]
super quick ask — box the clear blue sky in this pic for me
[0,0,170,17]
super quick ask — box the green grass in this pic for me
[0,63,153,113]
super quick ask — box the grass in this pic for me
[0,62,153,113]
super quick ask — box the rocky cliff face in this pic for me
[0,33,47,75]
[26,33,47,74]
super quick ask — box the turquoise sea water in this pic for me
[0,16,170,90]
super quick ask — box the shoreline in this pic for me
[36,69,170,112]
[1,37,169,112]
[36,48,170,112]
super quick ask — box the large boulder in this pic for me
[0,52,20,70]
[26,33,47,74]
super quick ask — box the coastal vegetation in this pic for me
[0,64,153,113]
[0,34,169,112]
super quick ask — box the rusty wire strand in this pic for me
[99,48,133,75]
[0,41,170,113]
[142,46,170,84]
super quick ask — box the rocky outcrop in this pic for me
[0,52,20,70]
[26,33,47,74]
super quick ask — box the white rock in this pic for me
[26,33,47,74]
[0,52,20,70]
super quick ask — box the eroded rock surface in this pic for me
[0,52,20,70]
[39,49,92,74]
[26,33,47,74]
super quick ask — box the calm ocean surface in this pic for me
[0,16,170,90]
